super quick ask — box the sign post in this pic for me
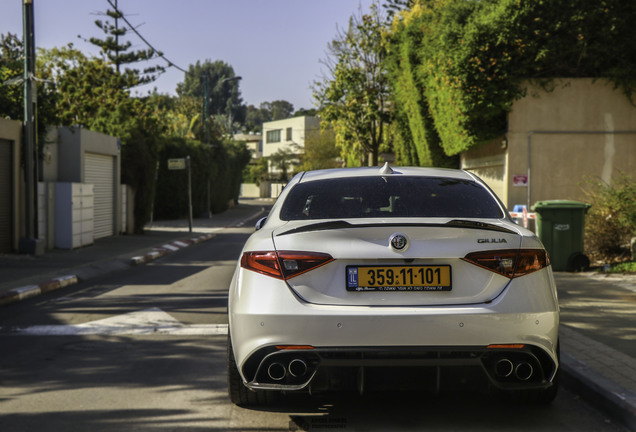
[167,157,193,233]
[186,156,193,233]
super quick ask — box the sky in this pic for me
[0,0,376,110]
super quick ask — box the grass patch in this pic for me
[602,261,636,274]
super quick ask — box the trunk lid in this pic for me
[272,220,522,306]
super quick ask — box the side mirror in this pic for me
[255,217,267,231]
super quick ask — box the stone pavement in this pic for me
[0,200,634,430]
[555,272,636,431]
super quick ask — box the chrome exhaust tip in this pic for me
[267,362,287,381]
[288,359,308,378]
[494,358,514,378]
[515,362,534,381]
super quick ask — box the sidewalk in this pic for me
[0,202,634,429]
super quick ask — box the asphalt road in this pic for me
[0,226,629,432]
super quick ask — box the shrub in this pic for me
[583,173,636,263]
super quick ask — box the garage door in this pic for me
[0,140,11,253]
[84,153,114,238]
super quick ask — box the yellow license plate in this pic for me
[346,265,452,292]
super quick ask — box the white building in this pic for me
[233,132,262,159]
[262,116,320,158]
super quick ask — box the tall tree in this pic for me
[244,104,269,132]
[86,0,165,87]
[176,59,245,136]
[262,100,294,120]
[244,99,297,132]
[313,3,391,166]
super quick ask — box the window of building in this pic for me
[286,127,292,141]
[266,129,281,143]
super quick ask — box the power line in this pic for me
[105,0,187,73]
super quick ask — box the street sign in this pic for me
[168,158,186,170]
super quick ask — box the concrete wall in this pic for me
[240,183,261,198]
[0,118,22,250]
[55,127,121,183]
[462,79,636,209]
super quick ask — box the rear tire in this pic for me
[227,334,277,407]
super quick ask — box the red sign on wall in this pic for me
[513,175,528,187]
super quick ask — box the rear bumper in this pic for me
[242,344,558,393]
[228,267,559,392]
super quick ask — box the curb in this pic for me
[0,233,215,308]
[561,350,636,431]
[130,234,214,265]
[0,275,78,307]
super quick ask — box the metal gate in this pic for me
[0,140,11,252]
[84,153,114,238]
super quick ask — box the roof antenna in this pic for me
[379,162,394,175]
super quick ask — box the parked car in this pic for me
[227,164,559,406]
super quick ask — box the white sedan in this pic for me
[227,165,559,406]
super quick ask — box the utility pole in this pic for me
[19,0,42,255]
[200,75,242,219]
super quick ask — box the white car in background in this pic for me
[227,164,559,406]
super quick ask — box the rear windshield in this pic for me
[280,176,504,220]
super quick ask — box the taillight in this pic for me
[240,251,334,280]
[462,249,550,278]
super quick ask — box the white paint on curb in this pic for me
[13,285,41,300]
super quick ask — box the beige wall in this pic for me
[462,79,636,209]
[262,116,320,177]
[460,138,507,203]
[262,116,320,157]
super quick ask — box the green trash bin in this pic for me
[532,200,591,272]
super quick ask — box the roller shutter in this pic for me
[0,140,11,253]
[84,153,114,238]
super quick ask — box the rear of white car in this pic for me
[227,166,559,405]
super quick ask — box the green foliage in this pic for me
[268,148,299,182]
[176,59,244,134]
[603,261,636,274]
[387,0,636,157]
[1,33,60,147]
[583,174,636,262]
[313,3,391,166]
[244,100,296,133]
[243,157,268,185]
[154,139,251,219]
[158,95,201,140]
[298,128,341,171]
[264,100,295,121]
[0,33,23,120]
